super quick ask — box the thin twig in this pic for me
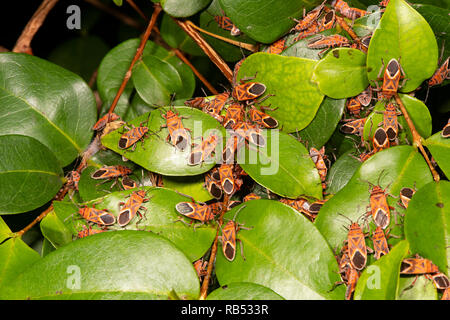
[173,19,233,84]
[13,0,60,54]
[394,94,440,182]
[107,3,162,116]
[186,21,257,53]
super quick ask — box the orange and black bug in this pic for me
[307,34,350,56]
[118,123,150,151]
[92,112,121,131]
[184,96,207,110]
[193,258,208,281]
[332,0,367,20]
[290,0,325,32]
[373,58,406,100]
[222,133,244,164]
[204,169,223,199]
[400,256,440,275]
[442,287,450,300]
[232,58,245,86]
[243,193,261,202]
[379,0,390,6]
[344,267,359,300]
[318,9,336,32]
[78,205,116,226]
[208,201,223,216]
[371,226,389,260]
[232,81,267,102]
[175,201,215,223]
[77,225,105,238]
[442,119,450,138]
[118,189,150,227]
[367,182,392,230]
[121,176,138,190]
[425,272,450,290]
[356,87,372,107]
[380,102,402,142]
[308,199,326,216]
[214,15,241,36]
[293,22,320,42]
[188,133,219,166]
[223,103,244,130]
[218,164,236,195]
[346,98,362,118]
[91,165,132,181]
[339,214,368,271]
[248,107,278,129]
[399,186,415,209]
[428,56,449,88]
[220,205,251,262]
[233,121,266,147]
[280,197,316,221]
[267,38,286,55]
[67,170,80,191]
[310,146,328,190]
[340,118,366,136]
[372,127,390,152]
[160,109,191,151]
[205,92,230,117]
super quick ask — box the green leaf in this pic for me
[237,131,322,199]
[312,48,369,99]
[78,166,124,202]
[363,94,432,143]
[219,0,323,44]
[0,217,41,291]
[0,53,96,166]
[366,0,438,93]
[404,180,450,274]
[295,97,346,149]
[162,175,213,202]
[424,132,450,178]
[0,135,62,214]
[215,200,345,300]
[397,275,437,300]
[237,52,324,133]
[101,107,225,176]
[354,240,409,300]
[207,282,284,300]
[315,146,434,251]
[0,231,200,299]
[326,150,361,195]
[160,0,212,18]
[40,211,73,249]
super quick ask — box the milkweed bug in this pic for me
[92,112,121,131]
[67,170,80,191]
[232,81,267,103]
[379,0,390,6]
[307,34,350,56]
[441,119,450,138]
[121,176,138,190]
[428,57,449,87]
[318,9,336,32]
[214,15,241,36]
[219,205,251,262]
[340,118,366,136]
[267,38,286,55]
[91,165,132,180]
[310,146,328,191]
[232,58,245,86]
[223,103,244,130]
[243,193,261,202]
[400,256,440,275]
[184,96,207,110]
[188,133,219,166]
[371,226,389,260]
[332,245,360,300]
[118,122,150,151]
[339,214,369,271]
[346,98,363,118]
[442,287,450,300]
[204,169,223,199]
[233,121,266,147]
[218,164,236,196]
[425,272,450,290]
[372,127,390,152]
[118,189,150,227]
[399,186,415,209]
[332,0,368,20]
[193,258,208,281]
[77,205,116,226]
[222,133,244,164]
[205,92,230,117]
[366,182,393,229]
[344,267,360,300]
[373,58,407,100]
[308,199,326,216]
[280,197,316,221]
[208,201,223,216]
[175,201,215,224]
[378,102,402,142]
[248,107,279,129]
[290,0,325,33]
[77,225,106,238]
[293,22,320,42]
[160,109,191,151]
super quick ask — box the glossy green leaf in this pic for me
[0,231,200,300]
[404,180,450,274]
[162,175,213,202]
[78,166,124,202]
[397,275,437,300]
[237,52,324,133]
[0,135,62,214]
[207,282,284,300]
[363,94,432,143]
[366,0,438,93]
[40,211,73,249]
[237,131,322,199]
[326,150,361,195]
[281,28,336,61]
[101,107,225,176]
[41,238,56,257]
[0,217,41,291]
[312,48,369,99]
[219,0,322,44]
[0,53,96,166]
[215,200,345,299]
[295,97,346,149]
[160,0,212,18]
[354,240,409,300]
[424,131,450,178]
[315,146,434,251]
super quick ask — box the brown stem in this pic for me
[394,94,440,181]
[13,0,60,54]
[172,49,219,95]
[15,205,54,237]
[173,19,233,84]
[107,3,162,116]
[186,21,257,53]
[84,0,142,30]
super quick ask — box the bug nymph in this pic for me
[399,187,415,209]
[232,82,267,102]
